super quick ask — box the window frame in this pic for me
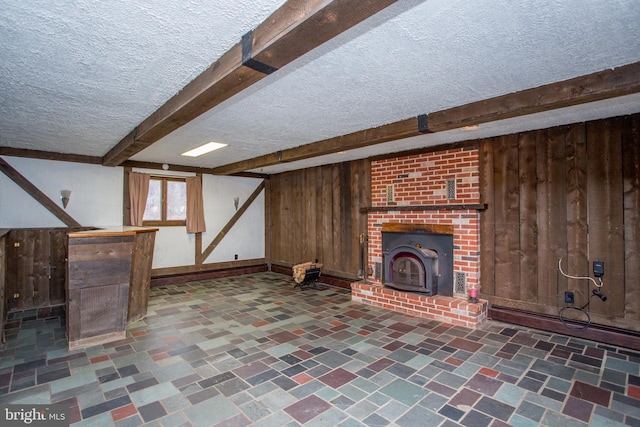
[142,176,187,227]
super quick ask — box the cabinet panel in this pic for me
[49,230,68,305]
[7,229,37,310]
[128,231,156,324]
[5,228,69,312]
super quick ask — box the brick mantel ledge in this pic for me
[351,282,488,329]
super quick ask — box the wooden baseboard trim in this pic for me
[151,258,266,278]
[489,305,640,352]
[151,262,359,290]
[151,264,268,287]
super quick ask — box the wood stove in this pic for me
[382,230,454,296]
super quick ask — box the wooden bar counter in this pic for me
[66,226,157,350]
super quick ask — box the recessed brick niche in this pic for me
[352,146,488,328]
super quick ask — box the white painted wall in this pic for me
[201,174,265,263]
[0,157,122,227]
[1,157,266,270]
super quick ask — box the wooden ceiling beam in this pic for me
[209,117,420,175]
[427,61,640,132]
[210,61,640,175]
[121,160,268,179]
[102,128,152,167]
[102,0,401,167]
[0,147,102,164]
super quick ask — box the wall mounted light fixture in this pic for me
[60,189,71,208]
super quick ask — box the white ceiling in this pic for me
[1,0,639,174]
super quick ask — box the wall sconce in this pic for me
[233,197,239,211]
[60,189,71,209]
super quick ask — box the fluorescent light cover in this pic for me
[181,142,227,157]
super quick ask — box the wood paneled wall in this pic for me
[267,160,371,279]
[480,113,640,332]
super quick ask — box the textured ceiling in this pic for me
[0,0,287,154]
[1,0,639,174]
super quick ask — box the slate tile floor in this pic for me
[1,272,640,426]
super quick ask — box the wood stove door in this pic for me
[391,253,425,289]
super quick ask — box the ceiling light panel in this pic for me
[181,142,228,157]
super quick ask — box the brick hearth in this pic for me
[351,282,487,329]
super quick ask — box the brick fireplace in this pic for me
[351,146,488,328]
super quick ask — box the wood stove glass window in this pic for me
[390,253,425,288]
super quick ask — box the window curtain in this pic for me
[186,175,206,233]
[129,172,150,226]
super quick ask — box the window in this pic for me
[143,176,187,226]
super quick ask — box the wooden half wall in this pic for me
[267,159,371,279]
[479,113,640,332]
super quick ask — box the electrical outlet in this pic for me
[13,293,19,299]
[564,291,574,304]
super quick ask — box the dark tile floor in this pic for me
[1,272,640,426]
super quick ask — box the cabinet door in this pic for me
[7,229,59,311]
[7,229,36,310]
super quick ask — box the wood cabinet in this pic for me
[66,227,157,350]
[0,226,156,349]
[66,234,134,350]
